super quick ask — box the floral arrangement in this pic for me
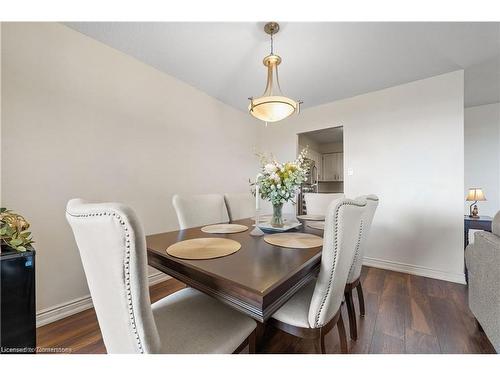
[0,208,34,252]
[253,148,310,207]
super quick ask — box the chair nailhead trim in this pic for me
[66,209,145,353]
[347,220,364,281]
[314,200,366,328]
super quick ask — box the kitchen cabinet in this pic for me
[322,152,343,181]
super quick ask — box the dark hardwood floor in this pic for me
[36,267,496,354]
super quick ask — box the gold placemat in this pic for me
[296,214,325,221]
[264,233,323,249]
[166,238,241,260]
[201,224,248,234]
[307,221,325,230]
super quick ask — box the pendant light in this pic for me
[248,22,301,124]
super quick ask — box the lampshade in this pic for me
[249,95,298,123]
[466,188,486,201]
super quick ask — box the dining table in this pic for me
[146,218,323,324]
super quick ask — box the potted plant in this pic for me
[0,208,34,252]
[252,148,310,227]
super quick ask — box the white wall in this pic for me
[0,23,468,328]
[297,133,320,153]
[318,141,343,154]
[258,71,465,283]
[464,103,500,217]
[0,24,2,203]
[1,23,258,318]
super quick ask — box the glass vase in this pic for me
[271,203,284,227]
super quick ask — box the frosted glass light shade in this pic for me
[249,95,298,122]
[466,188,486,201]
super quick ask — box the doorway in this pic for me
[297,126,344,214]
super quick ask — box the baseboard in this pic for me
[147,272,171,286]
[363,256,466,285]
[36,273,171,328]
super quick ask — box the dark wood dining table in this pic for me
[146,218,323,323]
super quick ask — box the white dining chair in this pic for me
[172,194,229,229]
[344,194,379,341]
[66,199,256,354]
[304,193,345,215]
[269,197,367,353]
[224,193,255,222]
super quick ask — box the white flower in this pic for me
[264,163,277,174]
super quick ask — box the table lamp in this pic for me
[466,188,486,218]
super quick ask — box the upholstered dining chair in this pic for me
[224,193,255,222]
[304,193,345,215]
[172,194,229,229]
[344,195,378,341]
[66,199,256,354]
[269,197,367,354]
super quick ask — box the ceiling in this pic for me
[300,127,343,145]
[65,22,500,110]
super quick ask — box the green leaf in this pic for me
[16,246,26,252]
[9,238,23,246]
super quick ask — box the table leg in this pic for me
[255,321,267,353]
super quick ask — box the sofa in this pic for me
[465,211,500,352]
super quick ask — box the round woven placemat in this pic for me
[307,221,325,230]
[296,214,325,221]
[264,233,323,249]
[201,224,248,234]
[166,238,241,260]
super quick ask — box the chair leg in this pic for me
[312,337,322,354]
[356,282,365,317]
[337,312,348,354]
[320,330,326,354]
[344,290,358,340]
[248,329,256,354]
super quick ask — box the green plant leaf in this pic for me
[9,238,23,246]
[16,246,27,252]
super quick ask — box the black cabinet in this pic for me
[0,247,36,354]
